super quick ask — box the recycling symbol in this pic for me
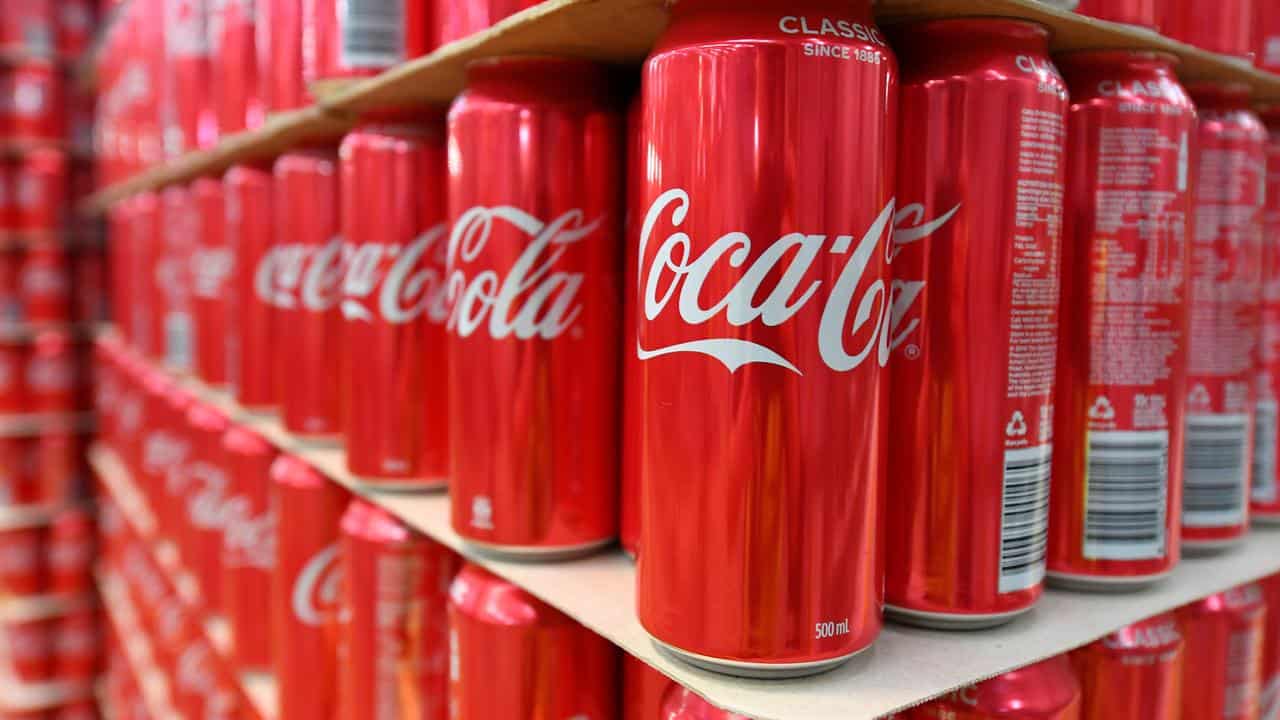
[1088,396,1116,421]
[1006,411,1028,438]
[1188,384,1211,408]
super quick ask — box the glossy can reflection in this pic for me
[1069,613,1183,720]
[886,18,1067,628]
[1048,51,1194,589]
[911,656,1082,720]
[1178,584,1266,720]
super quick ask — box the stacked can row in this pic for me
[1075,0,1279,70]
[93,0,542,185]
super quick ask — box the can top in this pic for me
[185,399,229,434]
[449,562,570,628]
[660,686,750,719]
[223,161,276,181]
[933,656,1080,715]
[462,55,620,107]
[221,424,274,458]
[268,453,326,490]
[1182,583,1266,616]
[339,498,417,545]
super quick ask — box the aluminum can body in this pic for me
[886,18,1066,627]
[1259,2,1280,74]
[1178,584,1267,720]
[273,149,345,441]
[224,163,277,410]
[447,563,618,717]
[1069,613,1183,720]
[337,500,459,720]
[0,0,55,55]
[435,0,539,47]
[213,0,264,134]
[1182,87,1267,549]
[1255,109,1280,521]
[164,0,215,153]
[2,61,64,142]
[268,0,306,111]
[160,185,198,372]
[312,0,432,80]
[193,176,232,387]
[1048,51,1194,587]
[12,147,67,233]
[27,331,84,414]
[56,0,94,58]
[270,453,348,720]
[54,606,99,683]
[1074,0,1159,29]
[340,121,449,486]
[621,92,641,560]
[48,507,95,596]
[622,653,671,720]
[636,0,896,675]
[913,656,1082,720]
[0,511,48,596]
[20,242,72,324]
[1259,572,1280,717]
[182,399,231,611]
[446,57,621,556]
[133,192,166,361]
[1164,0,1256,61]
[221,425,277,671]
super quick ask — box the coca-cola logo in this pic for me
[221,496,275,570]
[291,543,341,626]
[191,247,234,299]
[638,189,923,374]
[143,431,190,476]
[343,226,450,325]
[446,206,599,340]
[254,238,345,311]
[186,462,230,530]
[176,641,219,696]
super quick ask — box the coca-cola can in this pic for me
[0,341,26,414]
[912,656,1082,719]
[133,192,166,361]
[1260,2,1280,74]
[224,162,277,411]
[12,147,66,233]
[0,507,48,595]
[1258,572,1280,716]
[338,499,459,720]
[48,506,94,595]
[270,453,348,719]
[885,19,1066,628]
[220,424,276,671]
[55,0,94,59]
[1069,613,1183,720]
[192,176,232,386]
[0,0,55,55]
[620,92,642,560]
[161,185,197,372]
[661,688,749,719]
[212,0,264,134]
[1182,85,1267,551]
[1,61,64,142]
[1164,0,1257,61]
[312,0,432,81]
[0,436,36,505]
[164,0,215,154]
[448,563,617,716]
[623,654,671,720]
[1178,584,1266,720]
[447,57,620,557]
[1047,51,1195,589]
[36,431,88,508]
[267,0,306,111]
[636,0,896,676]
[4,613,55,683]
[435,0,539,47]
[27,331,82,414]
[19,242,72,324]
[1074,0,1159,28]
[72,243,107,326]
[54,606,99,683]
[340,120,449,487]
[273,149,344,442]
[1256,107,1280,523]
[183,399,230,610]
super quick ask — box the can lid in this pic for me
[268,453,326,489]
[221,424,274,457]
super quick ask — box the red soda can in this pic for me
[0,0,54,55]
[1178,584,1266,720]
[4,612,55,683]
[636,0,896,675]
[1182,85,1267,551]
[1074,0,1159,28]
[337,499,459,720]
[0,341,26,414]
[164,0,215,154]
[220,424,277,671]
[1258,572,1280,716]
[0,161,11,230]
[913,656,1082,719]
[27,331,81,414]
[1164,0,1257,61]
[274,149,345,441]
[267,0,306,111]
[623,654,671,720]
[661,688,749,719]
[192,176,232,386]
[212,0,264,135]
[436,0,539,47]
[340,120,448,487]
[0,248,22,322]
[19,242,72,324]
[886,19,1066,628]
[446,57,620,557]
[160,185,198,372]
[1069,613,1183,720]
[1047,51,1195,588]
[448,563,617,717]
[54,606,99,683]
[55,0,94,59]
[270,453,348,720]
[132,191,166,360]
[224,163,277,411]
[2,61,64,143]
[183,399,230,610]
[312,0,431,80]
[620,92,641,560]
[47,507,94,595]
[1256,107,1280,522]
[0,436,36,505]
[1259,3,1280,74]
[0,507,47,595]
[13,147,66,233]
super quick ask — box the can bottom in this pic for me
[1045,568,1172,593]
[1182,535,1245,555]
[651,635,864,679]
[1252,513,1280,527]
[461,537,613,562]
[884,603,1032,630]
[351,475,448,493]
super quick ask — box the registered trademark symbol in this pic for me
[904,344,921,360]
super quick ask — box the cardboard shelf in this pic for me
[82,0,1280,214]
[92,448,278,720]
[102,362,1269,719]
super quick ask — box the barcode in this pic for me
[1083,430,1169,561]
[165,312,194,372]
[1183,414,1251,528]
[1253,401,1278,504]
[999,445,1052,594]
[340,0,405,68]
